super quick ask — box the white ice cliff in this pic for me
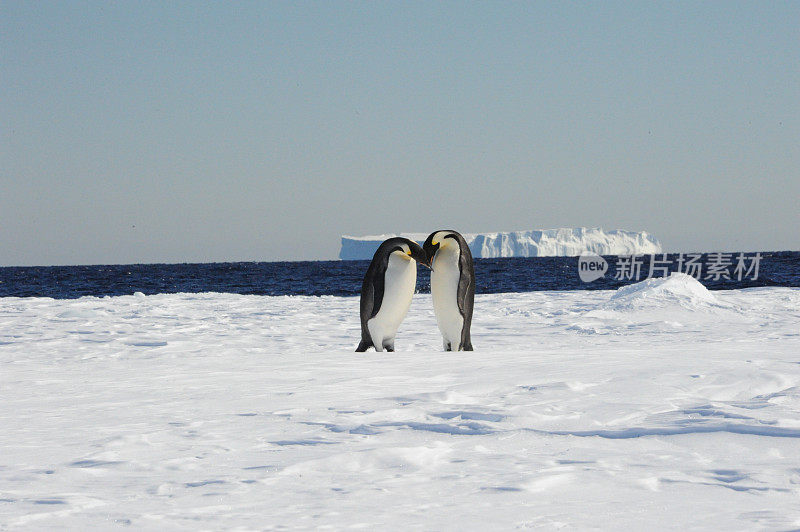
[339,228,662,260]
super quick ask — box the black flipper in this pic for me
[445,233,475,351]
[357,257,386,352]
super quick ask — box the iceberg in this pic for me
[339,228,662,260]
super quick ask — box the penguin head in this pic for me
[380,237,431,268]
[423,230,458,270]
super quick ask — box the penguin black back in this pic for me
[450,232,475,351]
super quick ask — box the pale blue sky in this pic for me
[2,1,798,265]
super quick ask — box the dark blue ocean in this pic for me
[1,252,797,299]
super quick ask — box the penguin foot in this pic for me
[355,340,371,352]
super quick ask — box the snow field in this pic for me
[1,276,799,529]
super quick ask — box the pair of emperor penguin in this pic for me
[356,230,474,352]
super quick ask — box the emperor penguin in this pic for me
[423,230,475,351]
[356,237,430,352]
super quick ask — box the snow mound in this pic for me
[606,273,720,311]
[339,227,662,260]
[55,308,101,320]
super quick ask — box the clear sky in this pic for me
[2,1,798,265]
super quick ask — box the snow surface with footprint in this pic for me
[1,274,799,530]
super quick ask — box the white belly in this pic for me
[430,245,464,348]
[367,254,417,346]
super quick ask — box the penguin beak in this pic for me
[422,236,439,271]
[409,244,431,269]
